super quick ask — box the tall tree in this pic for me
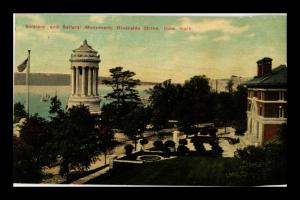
[55,105,101,177]
[103,67,141,110]
[98,126,114,165]
[232,84,248,134]
[214,92,236,134]
[13,136,42,183]
[49,96,65,117]
[233,84,248,120]
[102,67,141,128]
[122,106,149,150]
[148,79,181,129]
[19,114,51,165]
[179,75,212,128]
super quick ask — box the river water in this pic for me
[13,85,152,119]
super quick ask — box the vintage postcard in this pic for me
[13,13,287,186]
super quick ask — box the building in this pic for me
[67,40,101,114]
[209,76,251,93]
[244,57,287,146]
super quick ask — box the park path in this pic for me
[41,130,185,184]
[41,128,245,184]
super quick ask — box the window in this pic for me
[279,91,285,101]
[259,105,263,116]
[278,106,284,118]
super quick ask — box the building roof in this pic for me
[245,65,287,88]
[73,40,97,53]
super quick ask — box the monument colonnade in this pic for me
[71,66,99,96]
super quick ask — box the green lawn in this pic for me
[86,156,241,186]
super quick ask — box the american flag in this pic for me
[17,58,28,72]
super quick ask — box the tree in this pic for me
[233,84,248,120]
[122,106,149,150]
[210,141,223,157]
[178,75,212,128]
[232,84,248,134]
[153,140,164,149]
[19,114,51,166]
[102,67,141,127]
[193,140,206,155]
[213,92,236,134]
[165,140,175,148]
[14,102,27,123]
[98,126,115,165]
[139,138,149,151]
[51,105,101,177]
[49,95,65,117]
[148,79,182,129]
[13,136,43,183]
[177,145,190,155]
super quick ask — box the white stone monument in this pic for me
[67,40,101,114]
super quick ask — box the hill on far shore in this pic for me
[14,73,158,86]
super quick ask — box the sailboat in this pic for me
[40,93,50,102]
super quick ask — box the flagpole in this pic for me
[26,50,31,117]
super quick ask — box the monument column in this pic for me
[88,67,92,96]
[76,67,79,95]
[93,68,97,95]
[96,68,99,95]
[71,67,75,95]
[82,67,86,96]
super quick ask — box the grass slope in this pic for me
[86,157,240,186]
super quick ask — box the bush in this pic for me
[179,139,188,146]
[165,140,175,148]
[124,144,134,156]
[177,145,190,155]
[153,140,164,148]
[193,141,206,155]
[210,142,223,157]
[140,138,149,146]
[226,144,287,185]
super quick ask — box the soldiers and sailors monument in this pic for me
[67,40,101,114]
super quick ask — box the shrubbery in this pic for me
[124,144,134,156]
[193,141,206,155]
[177,145,190,155]
[225,143,287,185]
[179,139,188,146]
[165,140,175,148]
[140,138,149,146]
[153,140,164,149]
[210,142,223,157]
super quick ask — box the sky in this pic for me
[14,14,287,83]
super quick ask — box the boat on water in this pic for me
[40,93,51,102]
